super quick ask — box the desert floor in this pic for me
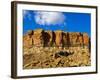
[23,46,90,69]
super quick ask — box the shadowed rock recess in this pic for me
[23,29,91,69]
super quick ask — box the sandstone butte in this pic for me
[23,29,90,49]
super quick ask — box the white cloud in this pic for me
[23,10,32,20]
[34,11,66,25]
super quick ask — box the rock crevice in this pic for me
[23,29,90,48]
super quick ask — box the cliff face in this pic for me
[23,29,90,48]
[23,29,91,69]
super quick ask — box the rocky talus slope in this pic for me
[23,29,91,69]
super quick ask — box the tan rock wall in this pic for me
[23,29,90,48]
[55,31,63,47]
[43,31,53,46]
[32,29,44,47]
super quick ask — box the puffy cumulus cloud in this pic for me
[34,11,66,25]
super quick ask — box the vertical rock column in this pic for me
[62,32,68,47]
[78,33,83,47]
[83,33,89,47]
[68,33,78,46]
[33,29,44,47]
[55,30,63,47]
[23,30,33,48]
[44,31,53,47]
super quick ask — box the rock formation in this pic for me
[62,32,68,46]
[23,30,33,48]
[43,30,53,46]
[55,30,63,47]
[83,33,89,46]
[32,29,44,47]
[23,29,90,48]
[23,29,91,69]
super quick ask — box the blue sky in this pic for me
[23,10,91,36]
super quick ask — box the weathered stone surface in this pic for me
[55,30,63,47]
[33,29,44,47]
[23,46,90,69]
[23,29,91,69]
[62,32,68,46]
[23,29,90,47]
[69,32,80,46]
[44,31,53,46]
[23,30,33,48]
[77,33,83,46]
[83,33,89,46]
